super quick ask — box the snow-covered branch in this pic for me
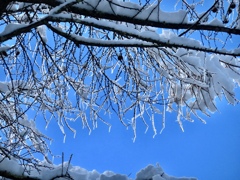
[45,15,240,56]
[15,0,240,35]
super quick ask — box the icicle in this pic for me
[144,126,149,134]
[57,112,66,143]
[131,117,137,142]
[177,106,184,132]
[73,131,76,138]
[160,95,165,134]
[63,134,66,143]
[88,129,92,135]
[151,114,157,138]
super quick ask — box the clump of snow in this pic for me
[136,164,196,180]
[0,46,12,53]
[49,0,77,15]
[0,159,197,180]
[207,18,224,27]
[0,156,24,177]
[160,30,201,48]
[136,164,164,180]
[0,82,9,93]
[76,0,188,24]
[37,25,48,43]
[0,23,27,36]
[7,3,19,11]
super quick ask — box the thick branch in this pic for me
[16,0,240,35]
[0,19,45,43]
[46,20,240,56]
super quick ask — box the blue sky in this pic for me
[1,1,240,180]
[34,1,240,180]
[38,96,240,180]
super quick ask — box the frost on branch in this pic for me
[0,0,240,177]
[0,81,53,175]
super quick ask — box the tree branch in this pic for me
[45,19,240,56]
[16,0,240,35]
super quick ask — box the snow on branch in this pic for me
[46,15,240,56]
[48,0,240,35]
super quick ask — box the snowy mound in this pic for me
[0,154,196,180]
